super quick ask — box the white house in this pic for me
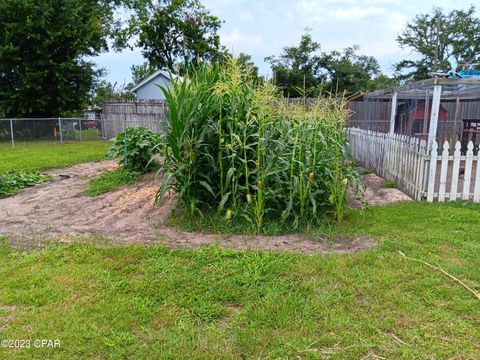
[130,70,173,100]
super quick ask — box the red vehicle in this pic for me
[85,120,97,128]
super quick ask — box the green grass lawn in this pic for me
[0,202,479,359]
[0,141,109,174]
[73,128,101,141]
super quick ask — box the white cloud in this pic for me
[239,11,254,22]
[222,28,263,49]
[327,7,386,20]
[297,0,389,23]
[99,0,476,83]
[98,47,143,61]
[323,0,399,4]
[203,0,248,10]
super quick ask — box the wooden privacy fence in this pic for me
[102,100,167,139]
[348,127,480,202]
[101,98,322,139]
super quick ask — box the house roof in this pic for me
[130,69,173,92]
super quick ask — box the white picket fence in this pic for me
[348,127,480,202]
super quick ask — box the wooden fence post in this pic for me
[438,141,449,202]
[427,85,442,151]
[450,142,461,201]
[389,92,397,135]
[426,141,438,202]
[422,89,430,134]
[462,142,474,200]
[474,145,480,203]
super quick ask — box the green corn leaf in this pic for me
[199,180,215,198]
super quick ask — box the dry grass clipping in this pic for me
[398,250,480,301]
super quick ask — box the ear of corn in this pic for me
[157,59,358,232]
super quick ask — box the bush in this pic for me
[108,126,162,173]
[157,59,358,232]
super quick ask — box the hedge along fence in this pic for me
[156,60,358,232]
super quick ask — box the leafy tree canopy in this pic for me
[366,74,399,91]
[0,0,138,117]
[234,53,260,81]
[395,6,480,82]
[130,62,157,85]
[266,32,387,96]
[133,0,224,74]
[318,45,381,94]
[265,33,322,97]
[91,81,134,108]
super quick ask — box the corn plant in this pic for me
[157,58,358,230]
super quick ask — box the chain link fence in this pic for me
[0,118,161,148]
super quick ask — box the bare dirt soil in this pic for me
[0,160,163,249]
[0,161,409,253]
[359,173,412,206]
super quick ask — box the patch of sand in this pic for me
[0,160,164,249]
[0,160,413,253]
[358,173,412,206]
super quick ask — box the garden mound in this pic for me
[0,161,405,253]
[356,173,412,206]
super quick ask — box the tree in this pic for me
[266,33,384,96]
[318,46,381,94]
[265,33,323,97]
[236,53,260,81]
[130,62,157,85]
[366,74,399,91]
[136,0,223,73]
[91,81,134,108]
[395,6,480,82]
[0,0,135,117]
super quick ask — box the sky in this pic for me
[95,0,477,85]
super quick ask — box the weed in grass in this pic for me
[380,180,396,189]
[0,236,10,254]
[358,168,375,175]
[83,168,141,196]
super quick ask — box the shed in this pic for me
[396,101,448,136]
[130,70,172,100]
